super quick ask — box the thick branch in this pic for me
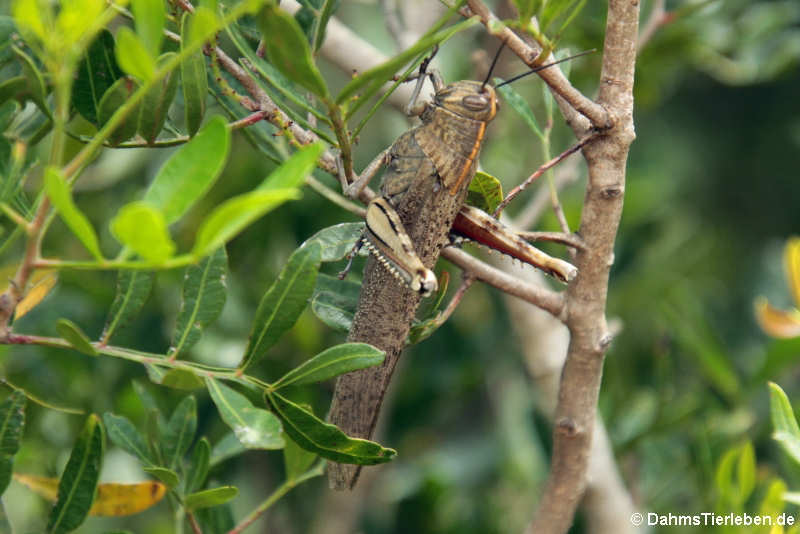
[526,0,639,531]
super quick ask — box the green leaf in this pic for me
[185,486,238,511]
[12,0,47,42]
[715,445,738,506]
[496,83,544,140]
[162,396,197,470]
[169,247,227,358]
[160,368,205,390]
[273,343,384,389]
[336,14,477,106]
[186,438,210,493]
[0,390,26,496]
[187,6,219,47]
[132,0,165,58]
[311,0,338,53]
[258,142,324,191]
[102,270,154,343]
[283,435,316,482]
[256,5,329,98]
[143,115,231,224]
[191,189,301,258]
[12,46,49,117]
[44,167,103,260]
[115,27,156,81]
[736,441,755,504]
[110,202,176,263]
[239,242,321,370]
[56,319,98,357]
[209,432,245,467]
[467,171,504,214]
[541,0,584,32]
[47,414,105,534]
[769,382,800,465]
[513,0,539,22]
[303,222,364,262]
[206,379,284,450]
[103,413,152,466]
[142,466,179,488]
[268,392,395,465]
[180,12,208,136]
[138,52,179,144]
[97,76,141,146]
[310,291,354,332]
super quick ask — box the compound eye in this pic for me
[461,94,489,111]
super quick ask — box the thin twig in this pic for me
[493,136,595,217]
[518,231,585,250]
[637,0,667,51]
[441,247,565,320]
[187,512,204,534]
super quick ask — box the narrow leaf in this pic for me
[256,5,329,98]
[142,466,179,488]
[302,222,364,262]
[132,0,165,58]
[239,242,321,370]
[209,432,245,467]
[184,486,238,511]
[160,368,204,390]
[267,392,395,465]
[191,189,301,258]
[115,27,156,81]
[103,413,152,465]
[180,12,207,136]
[143,115,231,224]
[273,343,384,389]
[102,270,154,343]
[283,435,316,482]
[90,480,166,516]
[258,142,324,191]
[138,52,179,144]
[186,438,210,493]
[187,6,219,47]
[44,167,103,260]
[467,171,503,214]
[97,76,141,145]
[336,15,477,105]
[205,378,284,450]
[310,291,354,332]
[162,396,197,470]
[47,414,105,534]
[496,83,544,140]
[169,247,227,359]
[56,319,98,357]
[311,0,338,53]
[786,237,800,308]
[110,202,176,263]
[769,382,800,436]
[16,271,57,319]
[737,442,755,503]
[0,390,26,495]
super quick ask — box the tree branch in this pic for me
[525,0,640,531]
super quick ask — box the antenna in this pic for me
[495,49,597,88]
[481,43,506,91]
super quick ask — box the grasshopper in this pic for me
[328,50,579,489]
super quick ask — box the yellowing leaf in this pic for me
[14,474,166,516]
[90,480,167,516]
[786,237,800,308]
[755,297,800,339]
[16,272,58,319]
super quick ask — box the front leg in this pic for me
[340,148,391,200]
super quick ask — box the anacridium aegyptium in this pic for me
[328,52,579,490]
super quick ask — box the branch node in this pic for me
[600,186,624,199]
[598,332,614,351]
[555,417,579,437]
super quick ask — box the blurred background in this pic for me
[1,0,800,532]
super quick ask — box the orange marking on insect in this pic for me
[449,122,486,195]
